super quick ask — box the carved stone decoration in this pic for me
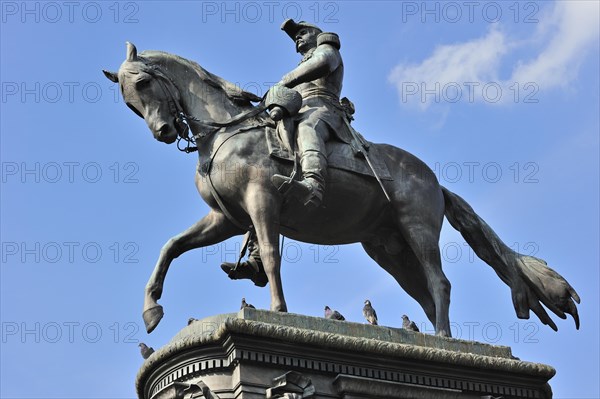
[137,310,554,399]
[183,380,221,399]
[152,380,220,399]
[265,371,315,398]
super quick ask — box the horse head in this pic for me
[104,42,263,145]
[103,42,184,144]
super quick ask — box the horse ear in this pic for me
[126,41,138,61]
[103,70,119,83]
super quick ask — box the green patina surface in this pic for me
[229,308,513,358]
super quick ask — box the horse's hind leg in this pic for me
[397,217,451,337]
[362,240,436,327]
[143,210,241,333]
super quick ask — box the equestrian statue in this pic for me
[103,20,580,336]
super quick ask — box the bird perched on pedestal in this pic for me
[240,297,255,309]
[363,299,378,325]
[188,317,198,326]
[139,342,154,359]
[324,305,345,321]
[401,314,420,332]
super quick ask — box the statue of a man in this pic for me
[271,19,346,208]
[221,19,348,284]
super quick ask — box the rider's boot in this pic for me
[272,150,327,208]
[220,238,268,287]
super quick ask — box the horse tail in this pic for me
[441,186,580,331]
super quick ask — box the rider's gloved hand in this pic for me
[269,106,285,121]
[266,83,286,121]
[265,83,302,121]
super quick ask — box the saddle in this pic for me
[265,125,393,181]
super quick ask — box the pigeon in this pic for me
[139,342,154,359]
[188,317,198,326]
[363,299,378,325]
[401,314,420,332]
[240,297,255,310]
[324,305,345,321]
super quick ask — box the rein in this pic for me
[146,62,274,231]
[176,105,267,153]
[147,63,268,153]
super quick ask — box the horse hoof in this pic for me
[143,305,164,334]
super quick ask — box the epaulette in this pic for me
[317,32,341,50]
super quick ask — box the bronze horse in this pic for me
[104,43,580,335]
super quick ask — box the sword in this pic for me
[346,122,392,202]
[358,147,392,202]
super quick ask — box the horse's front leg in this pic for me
[143,210,241,333]
[248,197,287,312]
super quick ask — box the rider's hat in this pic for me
[281,19,322,40]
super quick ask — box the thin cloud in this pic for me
[389,29,506,109]
[512,1,600,89]
[389,0,599,109]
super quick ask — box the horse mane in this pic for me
[139,50,262,107]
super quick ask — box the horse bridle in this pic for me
[144,63,268,153]
[140,61,276,232]
[141,64,202,153]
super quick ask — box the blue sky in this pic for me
[1,1,598,397]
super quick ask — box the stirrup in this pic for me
[271,173,298,196]
[271,174,322,207]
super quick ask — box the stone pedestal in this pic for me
[136,309,554,399]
